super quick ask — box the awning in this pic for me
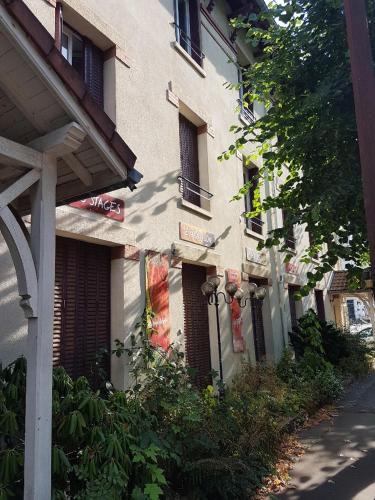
[0,0,142,214]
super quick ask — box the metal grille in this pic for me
[174,0,203,65]
[53,236,111,386]
[182,263,212,388]
[179,114,201,207]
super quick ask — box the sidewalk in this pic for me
[276,373,375,500]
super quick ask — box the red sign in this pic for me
[70,194,124,221]
[226,269,245,353]
[285,262,298,275]
[145,251,171,351]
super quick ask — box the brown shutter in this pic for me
[53,237,110,386]
[84,38,104,108]
[251,297,266,361]
[189,0,202,64]
[179,114,201,207]
[182,264,211,388]
[315,290,326,321]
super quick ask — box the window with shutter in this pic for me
[53,236,111,386]
[61,24,104,107]
[244,167,263,235]
[174,0,203,65]
[315,290,325,321]
[288,285,300,329]
[182,264,212,388]
[179,114,201,207]
[238,67,255,123]
[282,209,296,250]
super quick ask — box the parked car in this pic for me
[358,327,374,343]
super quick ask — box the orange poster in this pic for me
[226,269,244,353]
[145,251,171,351]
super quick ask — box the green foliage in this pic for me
[0,311,370,498]
[223,0,373,291]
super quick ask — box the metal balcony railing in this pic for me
[238,99,256,123]
[178,175,213,201]
[246,215,264,235]
[174,23,205,65]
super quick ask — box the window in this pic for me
[308,232,319,259]
[174,0,203,65]
[315,290,325,321]
[61,24,104,107]
[244,166,263,235]
[288,285,301,329]
[238,67,255,123]
[282,210,296,250]
[179,114,201,207]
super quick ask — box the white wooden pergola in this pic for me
[0,3,138,498]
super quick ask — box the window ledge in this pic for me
[285,248,297,256]
[179,198,212,219]
[173,42,207,78]
[245,228,265,241]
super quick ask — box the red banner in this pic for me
[70,194,124,222]
[145,251,171,351]
[226,269,244,353]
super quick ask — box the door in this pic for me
[182,263,211,388]
[53,236,111,385]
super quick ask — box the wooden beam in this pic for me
[0,136,43,169]
[0,169,40,210]
[28,122,86,156]
[24,157,57,500]
[63,153,93,186]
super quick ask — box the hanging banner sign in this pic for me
[246,247,267,266]
[145,251,171,351]
[70,194,125,222]
[179,222,215,248]
[226,268,245,353]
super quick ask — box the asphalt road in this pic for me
[276,373,375,500]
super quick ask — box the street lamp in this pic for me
[201,276,267,387]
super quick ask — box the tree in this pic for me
[222,0,374,297]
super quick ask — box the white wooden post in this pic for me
[24,154,57,500]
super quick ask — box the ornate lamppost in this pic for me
[201,276,267,387]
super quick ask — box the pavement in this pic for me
[275,373,375,500]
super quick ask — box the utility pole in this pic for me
[344,0,375,289]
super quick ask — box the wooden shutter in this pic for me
[179,114,201,207]
[315,290,325,321]
[84,38,104,108]
[53,237,111,385]
[182,264,211,388]
[188,0,202,64]
[250,279,266,361]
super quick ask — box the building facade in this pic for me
[0,0,336,389]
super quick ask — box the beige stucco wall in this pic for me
[0,0,337,385]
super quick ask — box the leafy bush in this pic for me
[0,309,368,499]
[289,309,374,379]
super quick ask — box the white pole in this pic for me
[24,155,57,500]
